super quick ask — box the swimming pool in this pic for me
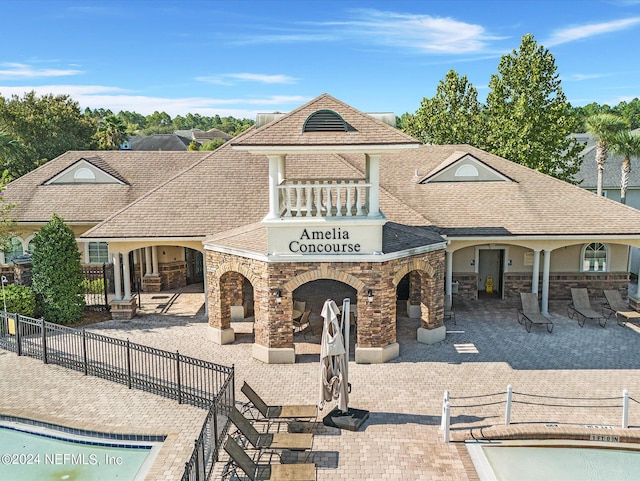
[467,439,640,481]
[0,419,164,481]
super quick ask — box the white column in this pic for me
[532,249,541,294]
[152,246,159,275]
[366,154,380,217]
[541,249,551,316]
[267,155,283,219]
[145,246,152,276]
[113,252,122,300]
[202,251,209,317]
[122,253,132,300]
[445,250,453,305]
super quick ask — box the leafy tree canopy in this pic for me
[403,69,485,146]
[0,91,96,177]
[484,34,583,182]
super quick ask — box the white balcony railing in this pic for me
[277,178,371,218]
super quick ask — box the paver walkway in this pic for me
[4,286,640,480]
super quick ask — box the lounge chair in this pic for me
[241,382,317,424]
[223,436,316,481]
[568,288,606,328]
[517,292,553,333]
[293,309,312,338]
[229,406,313,452]
[602,289,640,327]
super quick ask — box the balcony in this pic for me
[277,178,371,218]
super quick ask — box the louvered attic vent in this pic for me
[303,109,348,132]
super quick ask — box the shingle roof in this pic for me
[128,134,190,151]
[231,93,418,148]
[4,151,209,224]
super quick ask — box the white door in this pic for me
[478,250,501,293]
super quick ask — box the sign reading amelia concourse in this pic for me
[267,223,383,257]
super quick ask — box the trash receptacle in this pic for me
[452,281,459,294]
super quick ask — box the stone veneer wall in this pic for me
[159,261,187,290]
[207,249,445,351]
[456,271,629,301]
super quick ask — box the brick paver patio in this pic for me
[3,286,640,480]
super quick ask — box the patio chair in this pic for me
[293,300,306,314]
[293,309,312,338]
[568,288,606,328]
[444,297,456,325]
[602,289,640,327]
[229,406,313,453]
[517,292,553,333]
[241,382,317,424]
[222,436,316,481]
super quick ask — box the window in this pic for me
[74,167,96,181]
[88,242,109,264]
[454,164,479,177]
[582,242,607,272]
[4,238,24,264]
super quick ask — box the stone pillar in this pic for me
[407,271,421,318]
[143,246,161,292]
[417,271,446,345]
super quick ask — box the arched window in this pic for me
[4,238,24,264]
[454,164,479,177]
[582,242,608,272]
[74,167,95,181]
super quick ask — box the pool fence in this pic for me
[441,385,640,442]
[0,311,235,481]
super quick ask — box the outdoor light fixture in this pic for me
[276,289,282,304]
[367,289,373,303]
[470,259,475,266]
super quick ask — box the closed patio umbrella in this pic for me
[319,298,349,413]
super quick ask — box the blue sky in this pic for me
[0,0,639,119]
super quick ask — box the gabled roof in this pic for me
[43,157,128,185]
[231,93,418,150]
[4,151,209,224]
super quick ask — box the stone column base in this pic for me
[252,343,295,364]
[355,343,399,364]
[142,274,161,292]
[110,298,138,320]
[208,326,235,345]
[417,325,446,345]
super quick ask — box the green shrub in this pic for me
[0,284,36,317]
[31,214,85,324]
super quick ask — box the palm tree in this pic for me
[95,115,128,150]
[610,130,640,204]
[585,114,627,196]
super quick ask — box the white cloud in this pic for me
[0,63,82,79]
[0,84,309,117]
[333,9,500,54]
[564,73,609,81]
[545,17,640,46]
[196,73,298,85]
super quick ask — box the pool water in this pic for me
[467,440,640,481]
[0,423,161,481]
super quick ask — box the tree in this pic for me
[484,34,583,182]
[585,114,628,196]
[610,130,640,205]
[403,70,484,145]
[94,115,128,150]
[0,91,96,176]
[0,129,26,180]
[200,138,226,151]
[31,214,85,324]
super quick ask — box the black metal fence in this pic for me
[0,311,235,481]
[181,372,235,481]
[81,263,114,311]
